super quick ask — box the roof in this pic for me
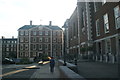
[49,26,62,30]
[18,25,62,31]
[18,25,37,30]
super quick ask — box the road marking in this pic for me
[25,65,37,68]
[0,69,29,77]
[43,61,50,64]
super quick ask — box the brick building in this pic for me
[0,36,17,59]
[17,21,63,61]
[63,1,120,63]
[92,2,120,63]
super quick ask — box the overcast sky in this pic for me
[0,0,77,38]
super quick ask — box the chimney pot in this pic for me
[49,21,52,26]
[30,20,32,25]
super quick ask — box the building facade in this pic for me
[0,36,17,59]
[63,1,120,63]
[93,2,120,63]
[18,21,63,61]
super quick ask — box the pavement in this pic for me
[30,60,61,79]
[2,59,119,80]
[30,59,119,80]
[76,60,119,79]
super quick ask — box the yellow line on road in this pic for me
[0,69,29,77]
[43,61,50,64]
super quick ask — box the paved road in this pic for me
[76,61,118,79]
[1,64,39,80]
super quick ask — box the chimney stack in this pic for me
[2,36,4,39]
[12,36,14,39]
[49,21,52,26]
[30,20,32,25]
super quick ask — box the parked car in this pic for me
[2,58,15,64]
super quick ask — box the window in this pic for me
[45,38,49,42]
[20,37,24,42]
[33,31,37,35]
[58,38,61,42]
[33,37,36,42]
[20,44,23,50]
[45,44,48,50]
[39,31,42,35]
[6,48,9,51]
[53,38,56,42]
[82,10,85,27]
[7,41,10,43]
[96,19,100,36]
[25,44,28,50]
[25,31,28,35]
[103,13,109,33]
[11,48,13,51]
[11,41,14,43]
[39,38,42,42]
[14,48,16,51]
[11,44,13,47]
[25,52,28,57]
[20,52,23,57]
[33,44,36,50]
[105,39,111,54]
[7,44,9,47]
[33,52,36,57]
[114,5,120,29]
[45,31,49,35]
[53,31,56,36]
[25,37,28,42]
[39,44,42,50]
[20,31,24,36]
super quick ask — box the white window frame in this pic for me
[20,31,24,36]
[25,44,28,50]
[45,38,49,42]
[20,37,24,42]
[6,48,9,51]
[25,52,28,57]
[53,31,56,36]
[39,37,42,42]
[33,37,36,42]
[33,31,37,35]
[25,31,28,35]
[39,31,42,35]
[103,13,109,33]
[45,31,49,35]
[39,44,42,50]
[96,19,100,36]
[53,38,56,42]
[114,5,120,29]
[20,44,23,50]
[25,37,28,42]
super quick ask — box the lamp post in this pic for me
[62,20,69,66]
[63,32,66,66]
